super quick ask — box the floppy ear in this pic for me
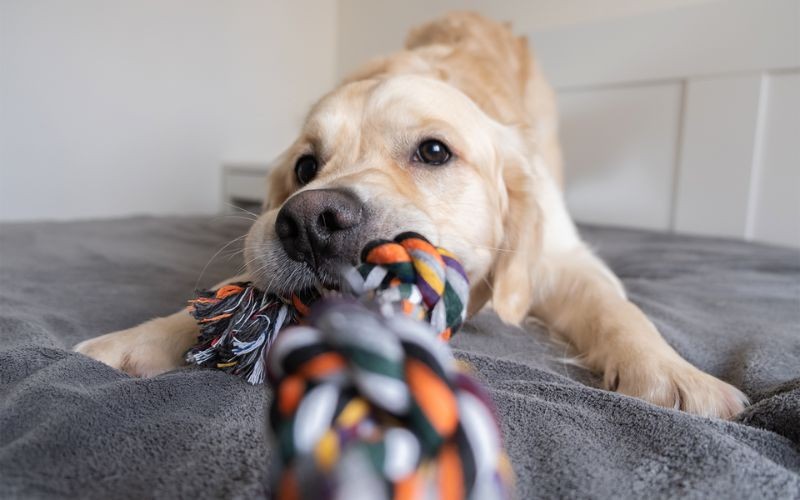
[488,147,543,325]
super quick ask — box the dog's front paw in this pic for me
[604,355,748,419]
[74,318,191,378]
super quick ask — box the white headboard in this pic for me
[533,0,799,247]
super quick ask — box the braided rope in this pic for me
[186,287,317,384]
[345,232,470,341]
[186,233,468,383]
[268,300,512,500]
[188,233,513,498]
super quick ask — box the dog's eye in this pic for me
[415,139,452,166]
[294,155,319,185]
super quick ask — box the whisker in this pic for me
[236,250,264,277]
[195,234,248,290]
[469,244,518,254]
[211,214,258,223]
[224,202,262,219]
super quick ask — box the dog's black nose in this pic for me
[275,189,364,269]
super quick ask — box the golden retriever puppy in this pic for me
[75,12,746,419]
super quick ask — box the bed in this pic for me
[1,216,798,498]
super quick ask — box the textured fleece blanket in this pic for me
[1,216,798,499]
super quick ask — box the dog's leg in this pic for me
[529,248,748,419]
[74,275,247,377]
[73,309,199,377]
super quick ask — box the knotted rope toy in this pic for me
[186,286,318,384]
[186,232,469,384]
[187,232,512,499]
[268,300,513,500]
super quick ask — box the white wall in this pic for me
[0,0,337,221]
[534,0,800,248]
[3,0,798,248]
[336,0,715,78]
[335,0,800,248]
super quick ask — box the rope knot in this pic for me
[187,233,513,498]
[268,299,512,500]
[346,232,469,340]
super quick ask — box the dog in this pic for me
[75,12,747,419]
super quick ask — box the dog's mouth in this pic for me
[300,260,345,292]
[246,189,432,296]
[246,247,350,297]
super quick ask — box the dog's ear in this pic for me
[488,145,543,325]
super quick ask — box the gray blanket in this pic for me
[1,216,798,499]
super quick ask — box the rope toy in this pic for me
[188,232,512,498]
[268,299,513,500]
[185,286,317,384]
[186,232,469,384]
[345,231,469,341]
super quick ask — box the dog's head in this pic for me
[245,73,548,322]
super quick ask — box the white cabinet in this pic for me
[751,72,800,247]
[533,0,800,247]
[560,84,682,231]
[222,164,269,212]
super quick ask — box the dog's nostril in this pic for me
[275,212,298,240]
[318,210,342,232]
